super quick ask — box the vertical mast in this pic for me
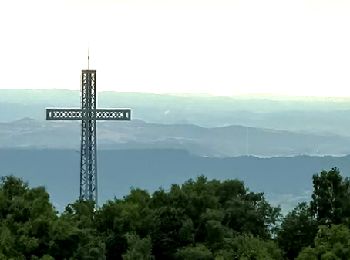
[80,70,97,204]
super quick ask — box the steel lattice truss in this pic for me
[46,108,131,120]
[45,70,131,204]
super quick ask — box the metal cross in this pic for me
[46,70,131,204]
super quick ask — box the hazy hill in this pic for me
[2,89,350,213]
[2,89,350,136]
[1,118,350,157]
[0,148,349,213]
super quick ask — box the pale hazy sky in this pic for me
[0,0,349,97]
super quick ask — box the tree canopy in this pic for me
[1,167,350,259]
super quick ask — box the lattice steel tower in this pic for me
[80,70,98,202]
[46,69,131,204]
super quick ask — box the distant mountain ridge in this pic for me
[2,89,350,137]
[2,90,350,213]
[1,118,350,157]
[1,148,349,213]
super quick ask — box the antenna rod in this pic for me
[88,48,90,70]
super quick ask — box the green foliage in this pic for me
[295,246,317,260]
[275,168,350,259]
[214,234,282,260]
[122,232,153,260]
[55,200,105,259]
[175,244,213,260]
[9,168,350,259]
[0,176,57,259]
[277,202,318,259]
[0,176,105,259]
[297,225,350,259]
[0,174,281,259]
[311,167,350,225]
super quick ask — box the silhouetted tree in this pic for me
[311,167,350,225]
[277,202,318,259]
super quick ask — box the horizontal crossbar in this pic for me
[46,108,131,121]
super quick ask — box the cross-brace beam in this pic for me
[46,108,131,120]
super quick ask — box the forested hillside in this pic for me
[1,168,350,259]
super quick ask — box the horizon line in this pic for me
[2,88,350,100]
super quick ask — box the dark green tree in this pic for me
[175,244,213,260]
[222,191,280,239]
[0,173,299,259]
[54,200,105,259]
[310,167,350,225]
[122,232,153,260]
[297,224,350,259]
[215,234,282,259]
[0,176,57,259]
[95,188,154,259]
[277,202,318,259]
[150,206,191,259]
